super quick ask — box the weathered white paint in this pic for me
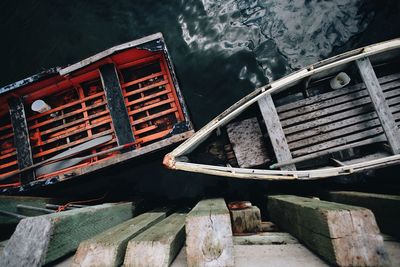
[164,38,400,180]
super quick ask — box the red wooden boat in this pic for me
[0,33,193,193]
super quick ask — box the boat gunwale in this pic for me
[164,38,400,180]
[59,32,164,75]
[171,154,400,180]
[0,33,164,95]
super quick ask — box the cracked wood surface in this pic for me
[185,198,234,267]
[326,191,400,238]
[267,195,389,266]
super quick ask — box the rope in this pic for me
[56,192,108,212]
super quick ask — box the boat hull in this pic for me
[0,33,194,193]
[164,38,400,180]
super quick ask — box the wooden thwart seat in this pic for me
[258,95,296,171]
[8,97,35,183]
[262,61,400,169]
[99,63,136,146]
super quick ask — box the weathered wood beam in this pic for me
[230,206,261,234]
[99,63,135,146]
[185,198,234,267]
[0,195,59,225]
[267,195,389,266]
[72,208,169,267]
[356,57,400,154]
[8,97,35,183]
[326,191,400,238]
[258,95,296,171]
[124,212,186,267]
[0,202,133,267]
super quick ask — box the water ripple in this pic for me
[178,0,374,84]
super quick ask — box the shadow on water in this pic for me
[1,0,400,202]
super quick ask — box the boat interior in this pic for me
[188,47,400,173]
[0,46,189,188]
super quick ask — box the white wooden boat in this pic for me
[164,38,400,180]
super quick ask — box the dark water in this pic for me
[1,1,400,200]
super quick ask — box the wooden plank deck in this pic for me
[276,73,400,114]
[281,85,400,129]
[269,71,400,164]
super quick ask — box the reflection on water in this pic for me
[179,0,374,83]
[0,0,399,198]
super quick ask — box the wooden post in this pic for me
[185,198,234,267]
[99,63,135,147]
[124,212,186,267]
[72,209,169,267]
[230,206,261,234]
[268,195,389,266]
[258,94,296,171]
[0,202,133,267]
[356,57,400,154]
[326,191,400,238]
[8,97,35,183]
